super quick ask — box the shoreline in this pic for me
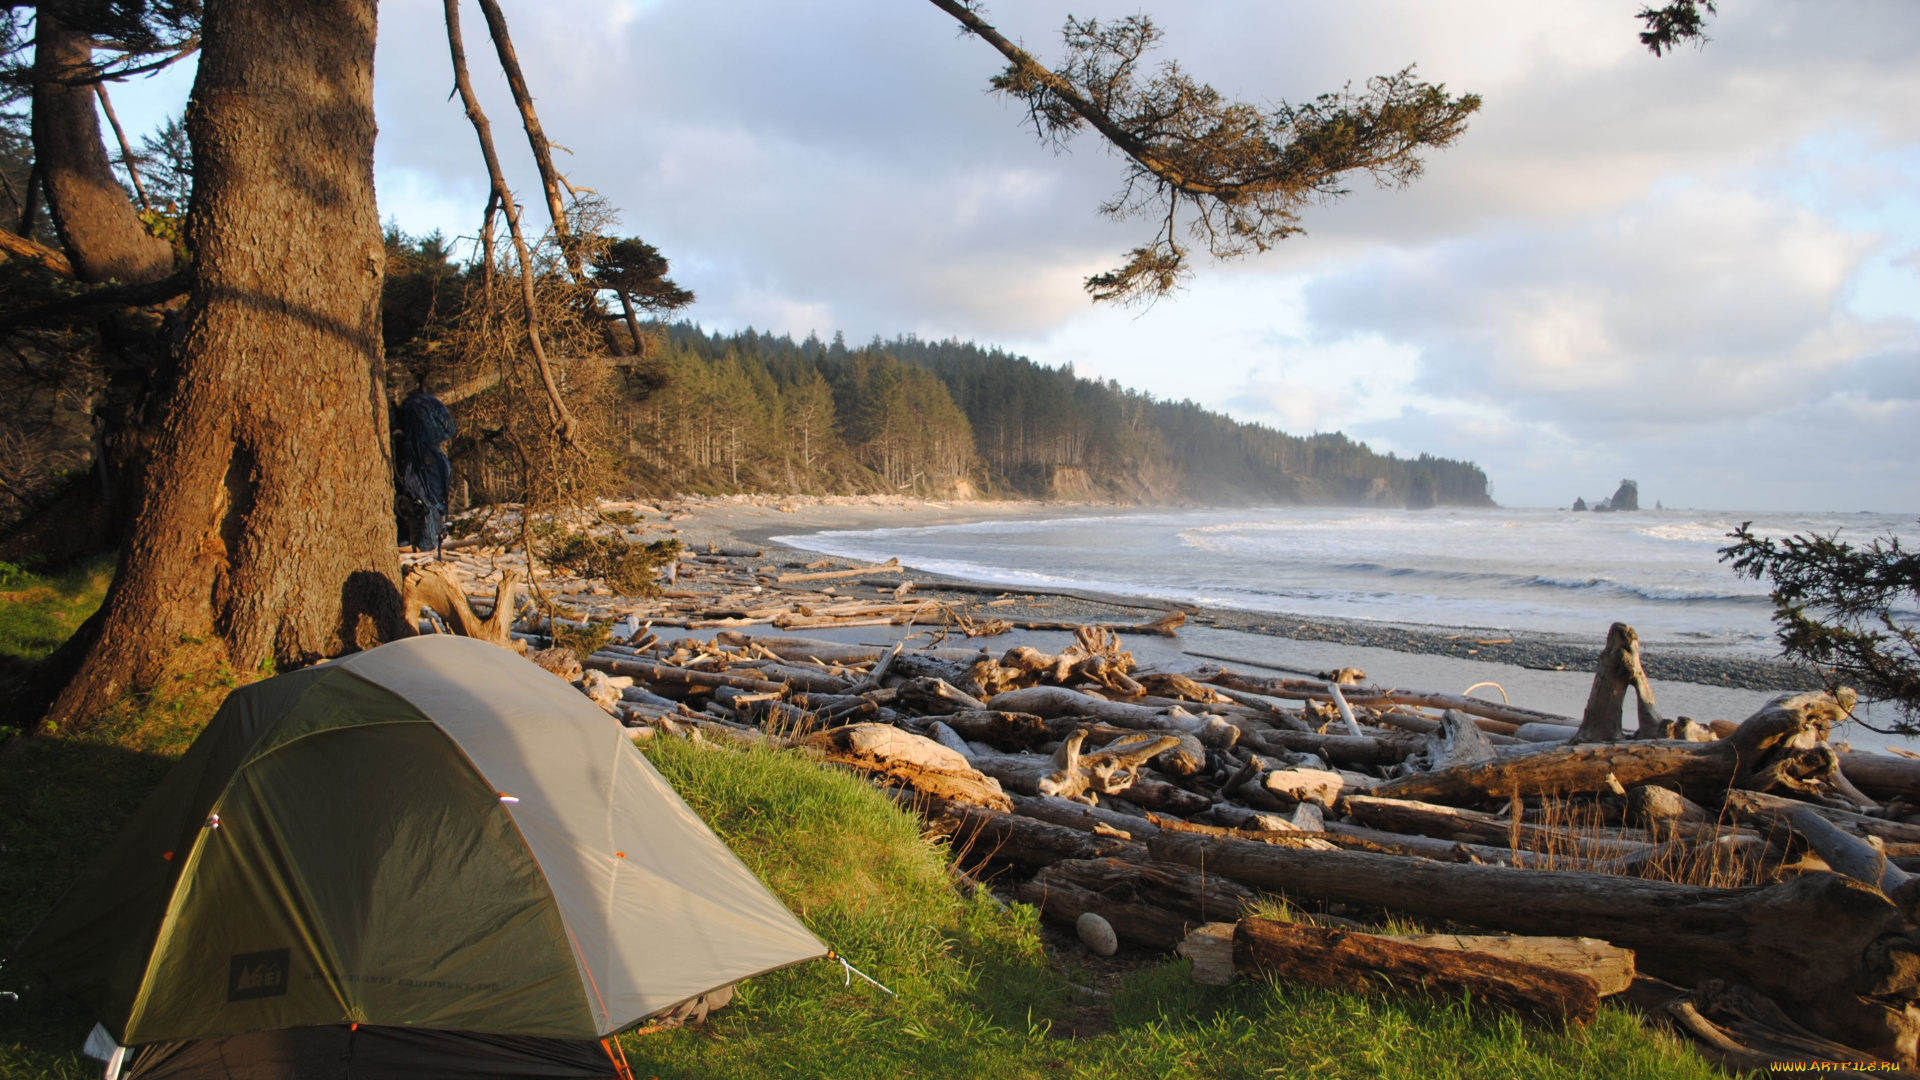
[645,494,1822,696]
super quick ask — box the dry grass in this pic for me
[1506,793,1778,888]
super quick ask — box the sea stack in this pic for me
[1608,479,1640,511]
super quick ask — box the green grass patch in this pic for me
[0,554,112,665]
[625,738,1718,1080]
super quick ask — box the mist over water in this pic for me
[778,507,1918,654]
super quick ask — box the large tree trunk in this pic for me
[38,0,406,729]
[30,9,175,285]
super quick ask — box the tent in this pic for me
[10,635,826,1079]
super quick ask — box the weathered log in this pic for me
[1374,709,1524,746]
[1208,802,1326,835]
[1373,692,1843,804]
[584,655,787,694]
[1673,979,1905,1073]
[1573,622,1663,742]
[404,564,521,646]
[1428,709,1498,769]
[1788,805,1911,895]
[1208,669,1579,731]
[1320,821,1554,867]
[1388,934,1635,996]
[1233,919,1599,1027]
[1011,793,1161,840]
[1156,813,1339,851]
[1342,795,1656,860]
[806,724,1012,810]
[939,710,1207,775]
[907,792,1145,870]
[775,561,903,583]
[1205,685,1314,732]
[943,710,1131,751]
[1151,830,1920,1063]
[1841,752,1920,805]
[1262,767,1346,809]
[712,632,882,665]
[1178,922,1238,985]
[987,686,1239,747]
[1011,611,1186,637]
[1123,774,1214,817]
[845,641,902,695]
[1625,784,1710,827]
[972,730,1181,801]
[1248,728,1415,766]
[1724,789,1920,845]
[1136,671,1230,704]
[1016,857,1261,950]
[749,661,855,695]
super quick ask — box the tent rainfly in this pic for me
[9,635,827,1079]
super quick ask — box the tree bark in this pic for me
[37,0,407,730]
[30,10,175,284]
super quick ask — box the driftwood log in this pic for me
[1015,857,1260,949]
[1151,830,1920,1062]
[1372,692,1844,804]
[403,564,521,646]
[806,724,1012,810]
[1573,621,1663,742]
[909,792,1144,871]
[1391,933,1635,995]
[1232,919,1600,1027]
[1341,795,1657,861]
[986,686,1240,748]
[1206,670,1579,731]
[1247,728,1417,767]
[972,730,1183,801]
[1011,611,1187,637]
[1840,752,1920,805]
[1178,923,1632,994]
[593,657,785,694]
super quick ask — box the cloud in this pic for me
[1307,184,1909,428]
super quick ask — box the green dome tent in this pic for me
[10,635,826,1079]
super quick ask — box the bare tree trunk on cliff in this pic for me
[37,0,407,730]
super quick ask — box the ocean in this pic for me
[775,506,1918,654]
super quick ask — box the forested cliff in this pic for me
[615,325,1492,507]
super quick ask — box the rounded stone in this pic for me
[1076,911,1118,956]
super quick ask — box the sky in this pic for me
[109,0,1920,511]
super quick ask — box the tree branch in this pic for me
[443,0,578,445]
[474,0,582,279]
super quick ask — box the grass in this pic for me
[0,568,1719,1078]
[0,555,113,697]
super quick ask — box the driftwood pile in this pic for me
[400,520,1186,643]
[405,534,1920,1070]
